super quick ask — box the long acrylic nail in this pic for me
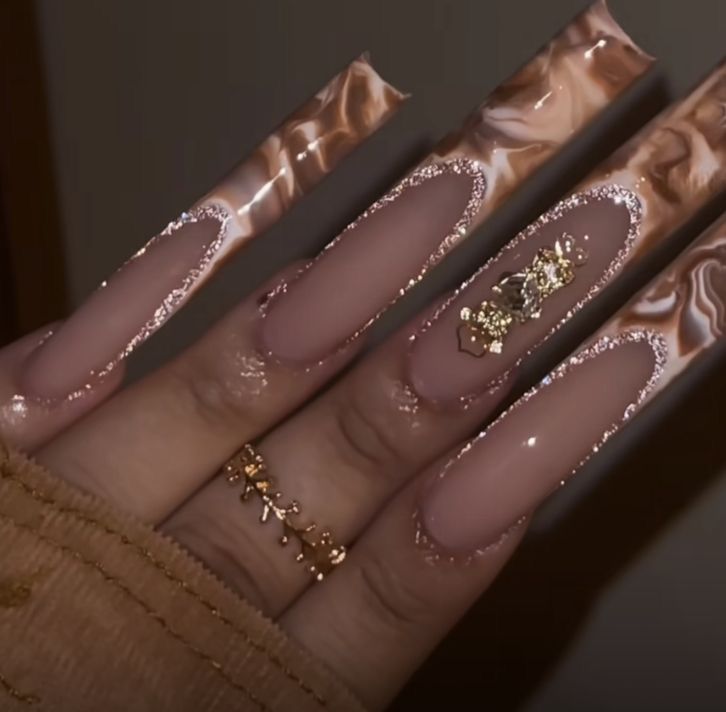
[259,0,654,366]
[417,212,726,559]
[408,61,726,407]
[22,56,406,401]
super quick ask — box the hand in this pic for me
[0,26,722,711]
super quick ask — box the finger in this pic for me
[0,324,123,451]
[39,4,646,603]
[20,56,405,402]
[283,210,726,709]
[161,61,726,613]
[283,474,527,711]
[33,120,489,526]
[162,314,501,612]
[35,264,357,521]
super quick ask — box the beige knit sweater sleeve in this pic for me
[0,441,365,712]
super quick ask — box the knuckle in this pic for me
[356,555,433,634]
[165,512,274,614]
[169,356,255,432]
[332,389,406,483]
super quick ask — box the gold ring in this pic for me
[222,444,346,582]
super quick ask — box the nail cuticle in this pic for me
[413,498,529,566]
[255,266,360,373]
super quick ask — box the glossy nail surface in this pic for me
[261,160,487,364]
[409,61,726,406]
[199,54,407,239]
[259,0,654,366]
[22,56,406,400]
[417,212,726,559]
[418,331,665,556]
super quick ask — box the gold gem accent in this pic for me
[458,233,587,357]
[223,444,346,582]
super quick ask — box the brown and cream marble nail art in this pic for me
[608,213,726,385]
[429,0,655,217]
[198,54,408,248]
[408,60,726,407]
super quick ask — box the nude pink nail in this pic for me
[260,161,486,364]
[21,56,406,401]
[417,331,666,556]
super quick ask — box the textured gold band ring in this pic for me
[222,443,346,582]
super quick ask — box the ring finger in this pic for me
[162,315,502,613]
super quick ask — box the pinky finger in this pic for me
[281,473,526,710]
[281,331,647,708]
[282,325,657,707]
[0,324,124,451]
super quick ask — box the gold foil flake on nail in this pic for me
[410,183,643,406]
[458,233,588,357]
[223,443,346,581]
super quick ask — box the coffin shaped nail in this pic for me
[408,61,726,407]
[417,331,666,557]
[416,212,726,560]
[259,0,654,366]
[22,56,406,401]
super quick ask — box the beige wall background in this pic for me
[35,1,726,710]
